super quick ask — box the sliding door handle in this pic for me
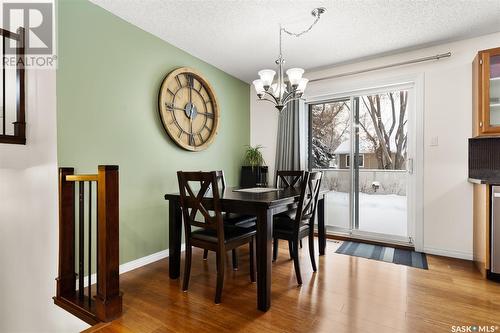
[407,158,414,174]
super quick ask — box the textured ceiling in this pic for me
[90,0,500,83]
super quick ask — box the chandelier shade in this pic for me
[257,69,276,88]
[286,68,304,87]
[271,83,287,98]
[297,78,309,93]
[252,79,265,95]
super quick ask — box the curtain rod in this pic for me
[309,52,452,83]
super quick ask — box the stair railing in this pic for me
[54,165,122,324]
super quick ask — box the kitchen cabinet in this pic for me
[472,182,490,277]
[473,47,500,136]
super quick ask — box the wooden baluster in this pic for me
[2,35,5,135]
[56,168,76,299]
[88,181,92,307]
[78,181,84,300]
[13,27,25,141]
[95,165,122,321]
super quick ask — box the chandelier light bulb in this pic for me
[286,68,304,87]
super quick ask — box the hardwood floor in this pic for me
[85,239,500,333]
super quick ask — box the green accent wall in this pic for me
[57,0,250,264]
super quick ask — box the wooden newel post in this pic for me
[56,167,76,299]
[94,165,122,321]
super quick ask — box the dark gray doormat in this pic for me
[336,241,428,269]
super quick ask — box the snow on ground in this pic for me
[325,191,407,237]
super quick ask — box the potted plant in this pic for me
[240,145,268,188]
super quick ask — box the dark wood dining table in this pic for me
[164,187,327,312]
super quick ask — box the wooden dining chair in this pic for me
[274,170,306,258]
[202,170,257,270]
[177,171,256,304]
[272,171,322,285]
[276,170,306,189]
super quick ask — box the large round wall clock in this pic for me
[158,67,220,151]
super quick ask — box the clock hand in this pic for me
[165,103,184,112]
[189,114,194,145]
[199,112,214,118]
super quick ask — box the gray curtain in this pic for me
[275,99,305,175]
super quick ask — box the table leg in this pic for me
[256,207,273,311]
[318,197,326,256]
[169,199,182,279]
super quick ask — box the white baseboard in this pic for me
[78,244,185,289]
[423,246,473,261]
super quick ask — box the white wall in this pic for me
[250,90,279,183]
[0,70,89,332]
[250,31,500,260]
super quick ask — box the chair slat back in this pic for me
[276,170,305,189]
[177,171,223,231]
[295,171,323,227]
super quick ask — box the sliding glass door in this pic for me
[309,84,414,245]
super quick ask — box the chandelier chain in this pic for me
[281,14,321,38]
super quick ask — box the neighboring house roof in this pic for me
[334,139,373,154]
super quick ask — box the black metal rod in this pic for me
[2,35,5,135]
[88,181,92,306]
[309,52,452,83]
[14,27,25,140]
[78,181,84,300]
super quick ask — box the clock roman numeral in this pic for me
[189,134,195,146]
[198,133,203,143]
[175,75,182,88]
[167,88,175,96]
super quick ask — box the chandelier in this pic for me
[252,7,326,112]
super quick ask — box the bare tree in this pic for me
[359,91,408,170]
[311,102,350,168]
[311,102,350,149]
[311,92,407,170]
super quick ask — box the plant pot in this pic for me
[240,166,268,188]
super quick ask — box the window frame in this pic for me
[346,154,364,168]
